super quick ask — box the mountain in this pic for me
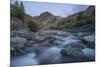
[25,11,57,30]
[24,6,95,31]
[39,11,54,17]
[57,6,95,32]
[11,5,95,32]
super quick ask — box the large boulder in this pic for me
[30,35,46,44]
[61,42,87,49]
[11,37,27,47]
[11,37,27,55]
[61,47,85,58]
[82,48,95,60]
[81,34,95,48]
[61,47,95,61]
[77,32,89,37]
[82,35,95,43]
[53,40,62,45]
[44,35,57,44]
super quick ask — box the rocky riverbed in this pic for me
[10,30,95,66]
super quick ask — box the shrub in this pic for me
[64,22,75,28]
[27,21,39,32]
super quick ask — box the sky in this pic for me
[11,0,89,17]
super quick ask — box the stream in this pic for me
[11,34,94,66]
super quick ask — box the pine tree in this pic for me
[14,1,19,8]
[20,2,25,12]
[11,1,25,22]
[20,2,25,21]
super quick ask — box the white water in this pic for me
[58,35,80,47]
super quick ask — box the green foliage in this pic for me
[11,1,25,22]
[28,21,39,32]
[63,15,95,28]
[20,2,25,19]
[64,22,74,28]
[74,16,95,27]
[76,12,88,21]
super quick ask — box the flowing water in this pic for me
[11,52,38,66]
[11,34,93,66]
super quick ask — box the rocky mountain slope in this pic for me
[23,6,95,32]
[24,11,61,30]
[57,6,95,32]
[11,17,29,32]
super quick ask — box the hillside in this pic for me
[57,6,95,32]
[24,6,95,32]
[25,11,66,30]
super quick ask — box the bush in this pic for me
[64,22,75,28]
[28,21,39,32]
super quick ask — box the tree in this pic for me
[11,1,25,22]
[20,2,25,12]
[19,2,25,21]
[14,1,19,7]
